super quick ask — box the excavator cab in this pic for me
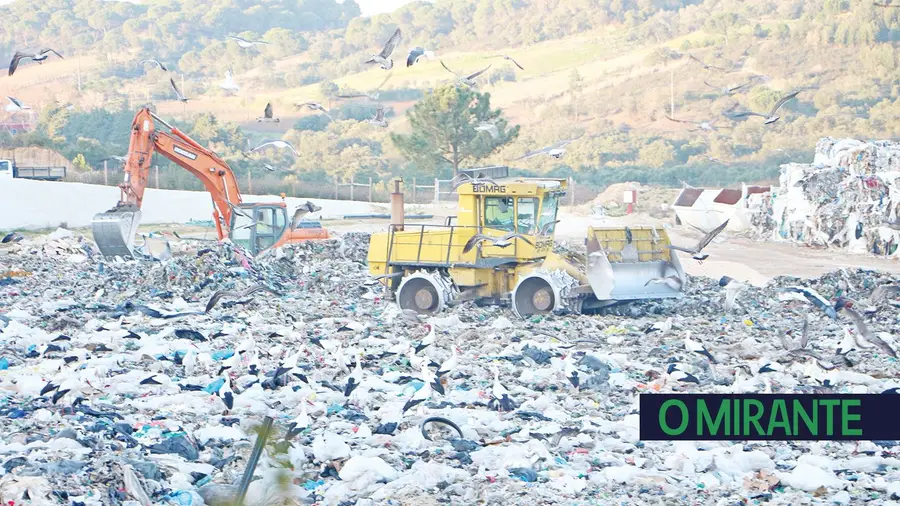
[229,204,289,256]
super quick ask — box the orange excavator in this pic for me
[91,108,328,258]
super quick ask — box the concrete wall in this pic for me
[0,177,385,231]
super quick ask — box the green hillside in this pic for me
[1,0,899,193]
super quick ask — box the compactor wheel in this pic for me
[397,276,444,316]
[512,276,556,317]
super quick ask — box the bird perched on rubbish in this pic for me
[666,364,700,385]
[645,317,673,334]
[563,354,580,389]
[414,324,436,354]
[463,232,534,254]
[402,363,438,413]
[719,276,747,312]
[834,297,898,358]
[440,60,492,88]
[727,91,800,125]
[8,49,63,76]
[343,355,363,398]
[684,331,716,363]
[644,275,683,292]
[779,286,837,319]
[257,103,279,123]
[436,346,459,378]
[366,28,402,70]
[669,219,729,259]
[489,367,516,413]
[286,401,311,439]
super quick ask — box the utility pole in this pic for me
[181,73,186,115]
[670,70,675,119]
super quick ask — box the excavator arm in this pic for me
[92,108,244,257]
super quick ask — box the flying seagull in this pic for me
[248,140,299,157]
[688,54,727,72]
[669,219,729,260]
[365,28,402,70]
[205,284,281,313]
[449,172,497,192]
[664,115,724,133]
[406,47,434,67]
[779,286,837,319]
[295,102,333,121]
[874,2,900,6]
[514,133,584,160]
[703,79,754,96]
[490,55,525,71]
[170,78,189,102]
[728,91,800,125]
[834,298,898,358]
[5,96,30,112]
[257,103,279,123]
[220,70,240,92]
[645,275,684,292]
[139,59,168,72]
[538,220,560,236]
[367,104,388,127]
[337,72,393,101]
[226,35,270,49]
[440,60,492,88]
[463,232,534,254]
[475,121,499,139]
[8,49,63,76]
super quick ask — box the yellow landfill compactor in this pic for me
[367,166,686,317]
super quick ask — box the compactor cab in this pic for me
[367,166,686,316]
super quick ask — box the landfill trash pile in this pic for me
[752,137,900,258]
[0,228,899,505]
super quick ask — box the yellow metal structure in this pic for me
[367,168,686,316]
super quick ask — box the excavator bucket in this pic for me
[91,205,142,258]
[585,226,686,301]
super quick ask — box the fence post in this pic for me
[248,172,252,194]
[350,179,355,201]
[412,177,417,204]
[335,180,339,200]
[434,178,439,204]
[103,160,108,185]
[368,177,373,202]
[155,165,159,189]
[292,182,297,198]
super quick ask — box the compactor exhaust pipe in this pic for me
[391,178,404,232]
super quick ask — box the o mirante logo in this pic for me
[640,394,894,441]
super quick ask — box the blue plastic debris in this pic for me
[508,467,538,482]
[204,378,225,394]
[302,479,325,491]
[0,357,8,370]
[212,349,235,361]
[7,408,26,419]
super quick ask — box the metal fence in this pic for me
[63,166,601,207]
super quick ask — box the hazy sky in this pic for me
[354,0,417,16]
